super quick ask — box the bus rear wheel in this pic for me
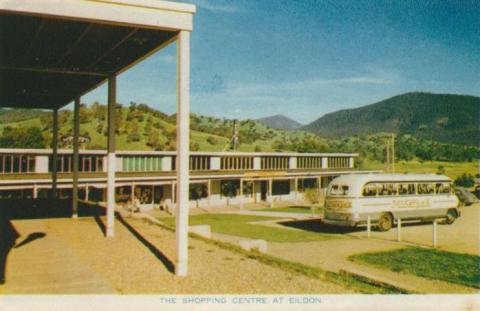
[445,209,457,225]
[378,213,393,232]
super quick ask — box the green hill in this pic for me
[303,92,480,146]
[0,96,478,164]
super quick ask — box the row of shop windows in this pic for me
[0,177,330,202]
[190,156,210,171]
[0,154,352,174]
[328,157,350,168]
[297,156,322,169]
[0,155,36,174]
[122,156,163,172]
[48,155,104,173]
[261,156,289,170]
[220,156,254,170]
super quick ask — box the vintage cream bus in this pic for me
[323,174,460,231]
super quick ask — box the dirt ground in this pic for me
[1,215,355,294]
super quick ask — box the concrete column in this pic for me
[289,156,297,169]
[321,157,328,169]
[268,178,273,208]
[207,179,211,208]
[349,157,354,169]
[33,184,38,199]
[210,157,220,170]
[294,177,298,203]
[239,178,244,209]
[131,184,135,206]
[106,75,117,238]
[253,157,261,170]
[161,156,173,171]
[85,185,89,201]
[175,30,191,277]
[72,98,80,218]
[52,108,59,207]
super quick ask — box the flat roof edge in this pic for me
[0,0,195,31]
[93,0,196,14]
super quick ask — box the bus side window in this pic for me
[389,183,398,195]
[407,184,416,195]
[418,183,429,194]
[441,183,451,194]
[398,184,408,195]
[363,183,377,196]
[435,183,443,194]
[427,183,434,194]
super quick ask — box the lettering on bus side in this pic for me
[325,200,352,209]
[392,199,430,208]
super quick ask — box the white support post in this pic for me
[85,185,89,201]
[397,217,401,242]
[171,181,176,211]
[52,108,59,207]
[131,184,135,215]
[294,177,298,204]
[72,98,80,218]
[175,30,190,277]
[367,216,371,238]
[432,219,437,248]
[207,179,211,209]
[33,184,38,199]
[268,178,273,208]
[106,75,117,238]
[239,178,244,209]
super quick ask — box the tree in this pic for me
[0,126,45,148]
[206,136,217,145]
[190,142,200,151]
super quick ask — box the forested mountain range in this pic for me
[302,92,479,146]
[0,92,478,163]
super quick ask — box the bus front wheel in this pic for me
[378,213,393,232]
[445,209,457,225]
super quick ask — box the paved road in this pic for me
[265,204,480,293]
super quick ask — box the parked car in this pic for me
[454,187,479,206]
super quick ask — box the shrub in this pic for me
[454,173,475,188]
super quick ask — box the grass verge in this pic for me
[161,213,340,242]
[349,247,480,289]
[141,216,404,294]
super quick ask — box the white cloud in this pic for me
[194,0,242,13]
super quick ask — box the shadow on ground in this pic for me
[279,218,446,236]
[278,219,364,234]
[0,198,106,285]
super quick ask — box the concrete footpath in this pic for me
[0,220,114,294]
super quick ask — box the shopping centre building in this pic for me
[0,148,364,210]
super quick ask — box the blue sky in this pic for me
[83,0,480,124]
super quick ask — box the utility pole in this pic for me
[391,133,395,173]
[231,119,239,151]
[385,134,396,173]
